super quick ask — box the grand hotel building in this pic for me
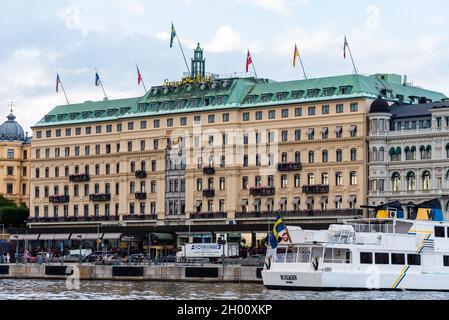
[27,46,447,248]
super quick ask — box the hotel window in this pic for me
[281,175,288,188]
[130,182,135,194]
[66,166,70,176]
[208,114,215,124]
[322,105,329,115]
[268,131,275,143]
[242,177,249,190]
[54,206,59,218]
[308,106,316,116]
[95,144,100,155]
[281,130,288,142]
[335,172,343,186]
[85,127,92,135]
[282,152,288,163]
[6,183,13,194]
[35,149,40,159]
[336,104,344,113]
[321,127,329,139]
[35,168,40,178]
[243,112,250,121]
[54,167,59,178]
[294,175,301,188]
[34,206,39,218]
[406,172,416,191]
[335,126,343,139]
[295,130,301,141]
[65,128,72,137]
[45,148,50,158]
[64,147,70,157]
[194,116,201,124]
[129,203,135,215]
[22,167,27,177]
[74,166,79,174]
[106,125,112,133]
[223,113,230,122]
[350,103,358,112]
[336,149,343,162]
[254,176,261,187]
[54,148,60,158]
[219,200,225,212]
[308,151,315,164]
[281,109,289,118]
[295,108,302,117]
[95,164,100,175]
[256,154,261,166]
[243,155,249,167]
[423,171,431,190]
[261,94,270,102]
[127,141,133,152]
[307,173,315,186]
[6,166,13,176]
[84,146,90,156]
[350,149,357,161]
[45,167,49,178]
[196,178,203,191]
[46,130,52,138]
[292,91,302,99]
[128,122,134,130]
[130,162,136,173]
[105,164,111,175]
[307,129,315,140]
[268,175,275,188]
[36,131,42,139]
[167,118,174,127]
[153,119,160,128]
[75,146,80,156]
[322,173,329,185]
[392,172,401,191]
[269,110,276,119]
[179,117,187,126]
[23,150,28,160]
[277,92,286,101]
[350,172,358,185]
[44,186,49,197]
[219,177,226,190]
[256,111,263,120]
[74,185,79,197]
[140,121,147,129]
[83,205,89,217]
[96,126,102,134]
[140,140,145,151]
[350,125,357,137]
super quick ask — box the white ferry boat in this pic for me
[262,200,449,291]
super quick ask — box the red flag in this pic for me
[246,50,253,73]
[137,66,143,86]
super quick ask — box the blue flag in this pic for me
[269,213,287,248]
[170,23,176,48]
[95,72,101,86]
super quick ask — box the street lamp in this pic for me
[77,235,83,266]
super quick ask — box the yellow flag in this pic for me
[293,44,300,67]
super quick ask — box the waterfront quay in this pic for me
[0,263,263,283]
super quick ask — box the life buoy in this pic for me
[281,233,289,242]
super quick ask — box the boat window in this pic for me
[297,247,311,263]
[435,226,445,238]
[286,247,297,263]
[375,253,389,265]
[360,252,373,264]
[407,254,421,266]
[275,247,287,263]
[311,247,323,261]
[324,248,351,264]
[444,256,449,267]
[391,253,405,265]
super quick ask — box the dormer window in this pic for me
[176,99,185,108]
[94,110,103,118]
[44,115,54,122]
[82,112,91,119]
[69,113,77,120]
[291,90,303,100]
[381,89,393,99]
[120,107,131,115]
[276,92,286,100]
[57,114,65,121]
[306,89,319,98]
[261,94,271,102]
[246,95,257,104]
[323,88,336,97]
[339,86,353,95]
[108,109,118,116]
[216,96,224,105]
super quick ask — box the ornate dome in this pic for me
[369,97,390,114]
[0,112,25,142]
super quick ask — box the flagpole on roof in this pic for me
[136,63,148,93]
[247,49,258,79]
[344,35,358,75]
[171,21,191,76]
[294,43,308,80]
[56,74,70,105]
[95,68,108,100]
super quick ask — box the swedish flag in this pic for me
[170,23,177,48]
[269,213,286,248]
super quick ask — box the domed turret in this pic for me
[0,111,25,142]
[369,97,390,114]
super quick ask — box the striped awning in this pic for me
[334,196,343,203]
[292,197,300,205]
[9,234,24,241]
[102,233,122,240]
[320,196,328,204]
[23,234,40,241]
[39,234,55,241]
[54,234,71,240]
[306,197,314,205]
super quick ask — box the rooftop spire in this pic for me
[191,43,205,78]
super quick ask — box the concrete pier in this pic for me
[0,264,263,283]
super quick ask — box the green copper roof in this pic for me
[33,73,447,128]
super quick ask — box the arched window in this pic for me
[395,147,401,161]
[422,171,431,190]
[295,151,301,163]
[389,147,396,161]
[130,161,136,173]
[404,147,411,160]
[141,161,146,171]
[379,148,385,161]
[410,146,416,160]
[282,152,288,163]
[392,172,401,192]
[373,148,378,161]
[105,164,111,175]
[406,171,416,191]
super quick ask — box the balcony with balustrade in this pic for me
[302,185,330,194]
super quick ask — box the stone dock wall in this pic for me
[0,265,263,283]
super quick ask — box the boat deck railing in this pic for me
[346,222,394,234]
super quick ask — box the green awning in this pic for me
[426,145,432,151]
[395,147,401,154]
[404,146,410,153]
[446,143,449,150]
[411,146,416,152]
[420,145,425,151]
[389,147,396,155]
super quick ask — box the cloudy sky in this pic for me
[1,0,449,133]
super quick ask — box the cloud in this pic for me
[116,0,145,16]
[60,3,82,31]
[204,26,245,53]
[238,0,309,16]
